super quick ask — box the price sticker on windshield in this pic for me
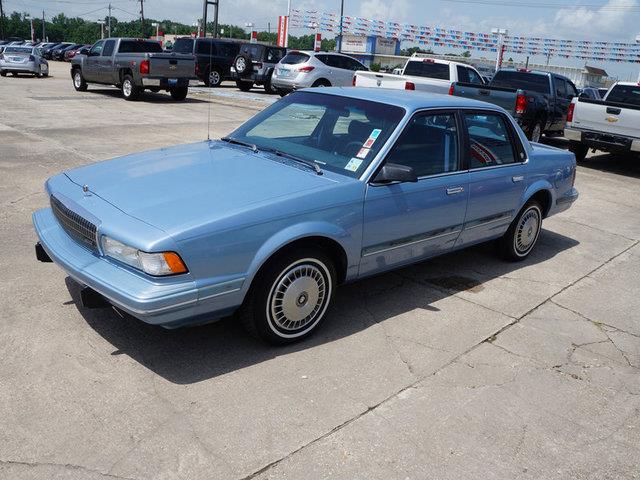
[363,129,382,149]
[344,158,363,172]
[356,148,370,159]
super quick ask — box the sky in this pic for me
[4,0,640,78]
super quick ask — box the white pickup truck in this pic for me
[565,82,640,161]
[353,55,485,94]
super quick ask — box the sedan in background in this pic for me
[0,45,49,77]
[64,44,91,62]
[53,43,82,61]
[271,50,368,96]
[42,42,67,59]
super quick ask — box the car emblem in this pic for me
[606,116,618,123]
[169,65,177,70]
[376,79,382,87]
[82,185,90,196]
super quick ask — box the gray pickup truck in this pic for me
[71,38,196,101]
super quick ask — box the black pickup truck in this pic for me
[71,38,196,101]
[451,69,579,142]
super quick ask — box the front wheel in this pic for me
[72,69,87,91]
[236,80,253,92]
[569,141,589,162]
[169,86,188,100]
[498,201,543,261]
[239,248,336,345]
[121,74,141,101]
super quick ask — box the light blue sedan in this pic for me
[33,88,578,344]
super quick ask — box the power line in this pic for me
[437,0,640,11]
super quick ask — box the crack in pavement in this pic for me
[0,459,139,480]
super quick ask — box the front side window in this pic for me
[90,40,104,56]
[385,113,459,177]
[467,68,483,85]
[229,91,405,177]
[464,113,517,168]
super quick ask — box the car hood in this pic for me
[64,141,340,235]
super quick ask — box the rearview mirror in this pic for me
[372,163,418,184]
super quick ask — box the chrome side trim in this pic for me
[362,226,462,257]
[463,211,513,230]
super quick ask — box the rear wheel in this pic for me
[498,201,543,261]
[205,67,222,87]
[526,120,544,142]
[311,79,331,88]
[236,80,253,92]
[569,141,589,162]
[239,248,336,345]
[72,69,87,91]
[121,74,140,101]
[169,86,188,101]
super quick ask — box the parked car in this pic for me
[172,37,242,87]
[71,38,197,101]
[451,69,579,142]
[578,87,601,100]
[565,82,640,161]
[271,51,368,96]
[353,55,484,94]
[53,43,82,61]
[42,42,67,59]
[230,43,287,93]
[0,45,49,77]
[33,89,578,344]
[65,44,91,62]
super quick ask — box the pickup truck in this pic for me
[71,38,197,101]
[353,55,484,95]
[565,82,640,161]
[451,69,579,142]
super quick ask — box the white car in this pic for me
[353,54,484,94]
[565,82,640,161]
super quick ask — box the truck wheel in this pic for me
[236,80,253,92]
[526,121,544,143]
[239,248,336,345]
[72,69,87,91]
[264,72,278,94]
[205,67,222,87]
[169,86,188,101]
[569,142,589,162]
[121,74,140,101]
[498,201,543,262]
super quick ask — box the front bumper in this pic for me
[33,207,243,328]
[565,127,640,153]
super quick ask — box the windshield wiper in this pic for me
[261,147,323,175]
[220,136,258,153]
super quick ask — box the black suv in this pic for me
[172,37,243,87]
[230,43,287,93]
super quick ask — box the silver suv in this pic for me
[271,51,368,96]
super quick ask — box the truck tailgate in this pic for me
[148,54,195,78]
[452,83,517,111]
[354,71,408,89]
[572,99,640,138]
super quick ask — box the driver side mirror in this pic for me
[372,163,418,184]
[80,48,90,56]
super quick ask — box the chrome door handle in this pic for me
[512,175,524,183]
[446,186,465,195]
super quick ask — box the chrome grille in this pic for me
[50,195,98,250]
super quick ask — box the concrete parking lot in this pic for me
[1,61,639,480]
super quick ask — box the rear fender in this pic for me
[520,180,554,216]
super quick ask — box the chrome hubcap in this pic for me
[236,59,246,72]
[269,262,328,333]
[209,71,220,85]
[123,80,132,97]
[515,208,540,254]
[532,125,541,142]
[74,73,81,87]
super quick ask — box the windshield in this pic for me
[491,71,551,94]
[403,61,450,80]
[229,91,405,178]
[5,46,31,54]
[606,85,640,106]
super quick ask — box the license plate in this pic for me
[168,78,178,85]
[10,57,23,62]
[278,68,290,77]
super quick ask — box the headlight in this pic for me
[101,236,188,276]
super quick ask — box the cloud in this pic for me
[553,0,639,39]
[358,0,411,22]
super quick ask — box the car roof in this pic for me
[304,87,505,113]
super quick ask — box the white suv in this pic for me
[271,51,368,96]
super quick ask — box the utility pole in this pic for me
[201,0,219,38]
[139,0,145,38]
[108,3,112,37]
[0,0,5,40]
[338,0,344,53]
[42,10,45,41]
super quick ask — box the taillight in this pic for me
[352,75,357,86]
[139,59,150,75]
[253,62,263,69]
[567,102,575,123]
[298,66,315,73]
[405,81,415,91]
[195,63,200,76]
[448,84,455,95]
[515,93,527,115]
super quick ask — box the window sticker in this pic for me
[369,129,382,140]
[356,148,370,159]
[363,129,382,149]
[344,158,363,172]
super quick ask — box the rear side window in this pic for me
[282,52,310,64]
[196,40,217,55]
[118,40,162,53]
[403,61,450,80]
[606,85,640,106]
[172,38,194,54]
[464,112,517,168]
[555,77,568,98]
[217,42,239,58]
[267,48,285,63]
[457,66,470,83]
[491,71,551,94]
[240,44,262,59]
[102,40,115,57]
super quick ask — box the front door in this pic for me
[457,110,527,247]
[360,111,469,276]
[83,40,104,82]
[95,39,116,84]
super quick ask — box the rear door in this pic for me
[458,110,527,246]
[361,110,469,276]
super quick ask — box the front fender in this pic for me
[243,221,359,293]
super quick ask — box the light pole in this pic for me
[338,0,344,53]
[98,20,105,39]
[151,21,159,39]
[491,27,508,72]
